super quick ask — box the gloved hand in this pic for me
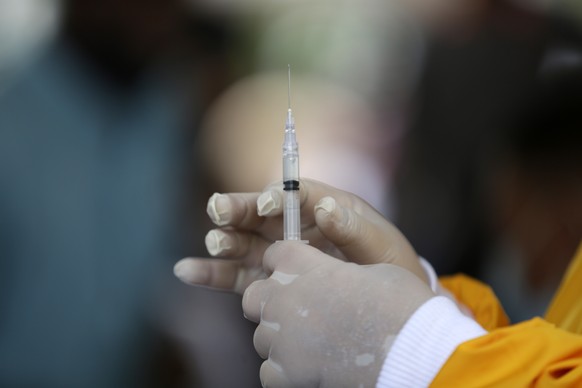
[243,241,435,388]
[174,178,427,294]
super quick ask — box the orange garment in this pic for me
[432,243,582,387]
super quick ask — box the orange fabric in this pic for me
[439,274,509,331]
[545,244,582,332]
[433,318,582,387]
[432,242,582,387]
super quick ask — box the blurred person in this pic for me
[393,0,582,285]
[0,0,262,387]
[194,0,427,223]
[483,62,582,321]
[198,72,391,214]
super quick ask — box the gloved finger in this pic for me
[258,178,367,226]
[260,358,290,388]
[174,257,235,289]
[262,241,332,277]
[208,192,289,241]
[258,179,342,217]
[314,196,428,283]
[256,179,364,246]
[253,321,279,359]
[242,278,275,323]
[207,192,265,230]
[205,228,271,258]
[313,196,389,264]
[174,257,266,293]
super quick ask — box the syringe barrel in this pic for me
[282,148,299,181]
[283,188,301,240]
[282,127,301,240]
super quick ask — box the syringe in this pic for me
[283,65,302,241]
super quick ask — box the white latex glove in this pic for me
[174,178,427,294]
[243,241,435,388]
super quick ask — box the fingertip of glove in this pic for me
[174,258,210,286]
[207,193,232,226]
[173,259,188,279]
[315,196,336,216]
[257,190,281,216]
[315,197,345,228]
[205,229,231,256]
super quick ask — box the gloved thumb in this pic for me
[314,196,384,264]
[313,196,421,276]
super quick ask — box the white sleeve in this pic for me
[375,296,487,388]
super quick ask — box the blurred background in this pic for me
[0,0,581,386]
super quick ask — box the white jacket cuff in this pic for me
[419,257,474,318]
[376,296,487,388]
[419,257,438,293]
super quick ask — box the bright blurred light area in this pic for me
[0,0,60,86]
[192,0,423,100]
[199,71,392,214]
